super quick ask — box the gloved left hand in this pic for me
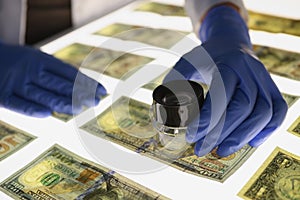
[164,5,288,157]
[0,43,106,117]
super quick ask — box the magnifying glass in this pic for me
[151,80,204,157]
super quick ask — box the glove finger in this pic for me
[72,72,106,109]
[73,72,107,98]
[5,95,51,117]
[194,138,206,157]
[36,71,74,97]
[163,57,197,83]
[192,89,251,156]
[72,90,100,108]
[217,96,273,157]
[43,57,79,82]
[186,66,238,143]
[163,46,217,85]
[186,94,212,143]
[18,84,80,114]
[247,67,288,147]
[193,113,225,156]
[249,95,287,147]
[37,70,107,101]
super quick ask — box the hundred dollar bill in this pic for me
[0,121,36,161]
[135,2,186,17]
[288,116,300,138]
[238,147,300,200]
[94,23,189,49]
[54,43,153,79]
[0,144,169,200]
[52,111,73,122]
[253,45,300,81]
[281,93,299,108]
[248,11,300,37]
[81,96,255,182]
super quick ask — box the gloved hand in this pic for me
[0,43,106,117]
[165,5,287,157]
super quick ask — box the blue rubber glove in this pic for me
[0,43,106,117]
[165,5,287,157]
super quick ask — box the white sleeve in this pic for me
[0,0,27,45]
[185,0,248,35]
[71,0,135,28]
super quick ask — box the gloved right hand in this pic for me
[0,43,106,117]
[164,5,287,157]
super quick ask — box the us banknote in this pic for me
[288,116,300,138]
[281,93,299,108]
[253,45,300,81]
[54,43,153,79]
[238,147,300,199]
[134,2,186,17]
[248,11,300,37]
[0,144,169,200]
[94,23,189,49]
[81,96,255,182]
[135,2,300,37]
[0,121,36,161]
[52,112,73,122]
